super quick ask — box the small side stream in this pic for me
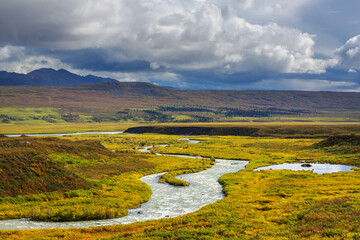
[5,131,124,137]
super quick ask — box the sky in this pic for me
[0,0,360,91]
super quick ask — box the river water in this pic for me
[0,159,247,230]
[255,163,357,174]
[0,136,247,230]
[5,131,124,137]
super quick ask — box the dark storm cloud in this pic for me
[153,68,359,91]
[0,1,80,46]
[0,0,359,91]
[48,49,153,72]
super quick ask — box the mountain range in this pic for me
[0,68,359,123]
[0,68,117,86]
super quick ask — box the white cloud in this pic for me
[150,62,160,70]
[335,34,360,70]
[0,45,25,61]
[348,68,357,73]
[0,45,71,73]
[217,0,318,25]
[82,70,180,83]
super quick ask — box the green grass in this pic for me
[0,107,64,124]
[0,107,95,124]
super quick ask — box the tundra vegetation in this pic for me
[0,135,213,222]
[0,125,359,239]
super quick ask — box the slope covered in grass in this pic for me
[0,149,90,197]
[0,136,151,198]
[1,82,360,123]
[0,137,98,197]
[313,135,360,148]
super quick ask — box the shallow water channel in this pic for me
[255,163,357,174]
[0,137,247,230]
[6,131,124,137]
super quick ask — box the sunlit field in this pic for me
[1,105,359,135]
[0,124,359,239]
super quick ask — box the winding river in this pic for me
[0,136,247,230]
[0,160,246,230]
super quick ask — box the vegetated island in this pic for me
[125,126,259,136]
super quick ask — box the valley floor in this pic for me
[0,124,359,239]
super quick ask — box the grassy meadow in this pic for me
[0,123,358,239]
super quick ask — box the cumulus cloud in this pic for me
[0,45,181,85]
[0,0,359,91]
[0,45,25,61]
[0,0,336,75]
[336,34,360,70]
[217,0,318,25]
[0,45,70,73]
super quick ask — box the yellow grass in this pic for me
[1,121,360,135]
[0,132,359,239]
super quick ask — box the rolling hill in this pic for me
[0,70,360,123]
[0,137,95,197]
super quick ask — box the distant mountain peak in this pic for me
[28,68,61,74]
[57,68,70,72]
[0,68,118,86]
[30,68,56,72]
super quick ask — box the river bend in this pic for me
[0,159,246,230]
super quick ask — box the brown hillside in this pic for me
[0,82,359,119]
[0,137,153,197]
